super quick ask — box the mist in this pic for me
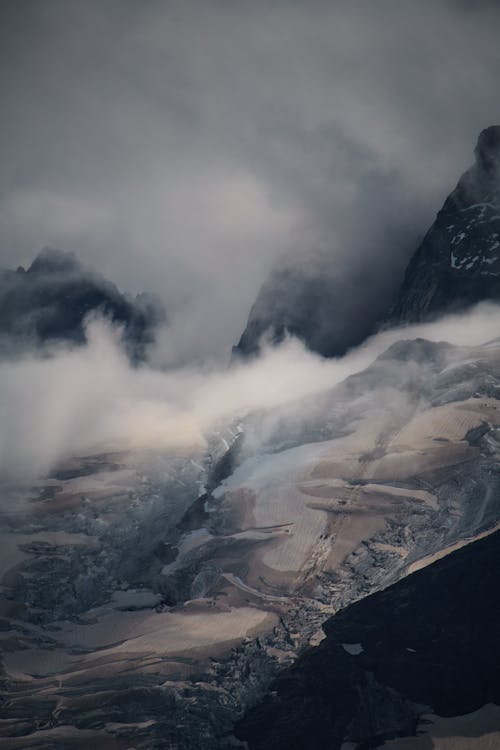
[1,1,500,362]
[1,303,498,481]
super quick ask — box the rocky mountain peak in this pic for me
[0,248,165,361]
[474,125,500,178]
[27,246,81,275]
[388,125,500,324]
[235,126,500,359]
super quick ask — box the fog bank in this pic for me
[1,303,499,480]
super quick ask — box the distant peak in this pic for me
[474,125,500,176]
[28,247,81,275]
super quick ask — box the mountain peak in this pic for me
[28,247,81,275]
[388,125,500,324]
[474,125,500,177]
[234,126,500,358]
[0,248,164,361]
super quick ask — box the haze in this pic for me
[1,0,500,361]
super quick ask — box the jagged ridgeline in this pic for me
[234,126,500,358]
[0,247,165,361]
[389,125,500,323]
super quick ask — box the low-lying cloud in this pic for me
[1,303,499,480]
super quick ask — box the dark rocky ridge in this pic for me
[0,247,164,361]
[389,125,500,324]
[235,126,500,359]
[235,529,500,749]
[233,264,384,360]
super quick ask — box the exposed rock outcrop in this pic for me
[389,126,500,323]
[0,247,164,360]
[235,127,500,359]
[236,529,500,749]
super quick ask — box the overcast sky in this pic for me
[1,0,500,360]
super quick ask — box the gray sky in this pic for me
[1,0,500,361]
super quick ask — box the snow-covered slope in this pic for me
[3,335,500,747]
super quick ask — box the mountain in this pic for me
[233,265,382,359]
[2,333,500,747]
[2,131,500,749]
[235,126,500,358]
[0,247,164,360]
[389,125,500,323]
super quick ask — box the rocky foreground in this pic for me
[2,334,500,747]
[236,526,500,749]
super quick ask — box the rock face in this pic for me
[389,125,500,323]
[235,529,500,750]
[0,248,164,360]
[233,265,384,359]
[235,126,500,358]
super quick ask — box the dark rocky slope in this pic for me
[233,265,383,359]
[235,126,500,358]
[236,529,500,749]
[0,247,164,360]
[389,125,500,324]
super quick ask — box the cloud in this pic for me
[1,1,500,361]
[1,303,499,481]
